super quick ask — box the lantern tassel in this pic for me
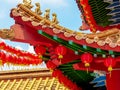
[58,55,63,64]
[58,55,63,59]
[38,54,42,59]
[109,71,112,78]
[108,66,112,78]
[60,59,61,64]
[85,63,90,73]
[87,68,89,73]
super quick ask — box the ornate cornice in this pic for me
[10,4,120,49]
[0,29,15,40]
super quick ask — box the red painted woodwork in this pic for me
[11,15,120,52]
[73,62,108,71]
[106,70,120,90]
[73,61,120,72]
[10,24,80,64]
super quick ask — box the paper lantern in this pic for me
[34,45,46,58]
[55,45,67,59]
[81,52,93,67]
[104,57,116,72]
[46,60,57,70]
[0,42,5,49]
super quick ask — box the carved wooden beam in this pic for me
[0,29,15,40]
[0,68,51,80]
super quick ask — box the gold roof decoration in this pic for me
[0,77,69,90]
[0,69,69,90]
[35,3,42,15]
[1,1,119,48]
[0,29,15,40]
[39,9,51,26]
[50,13,59,28]
[23,0,33,9]
[44,9,50,20]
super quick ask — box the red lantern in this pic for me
[0,51,5,64]
[0,42,5,49]
[34,45,46,58]
[52,69,63,78]
[104,57,116,73]
[81,52,93,67]
[46,60,57,70]
[55,45,67,59]
[0,51,6,63]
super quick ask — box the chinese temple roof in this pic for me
[7,3,120,52]
[76,0,120,32]
[0,68,69,90]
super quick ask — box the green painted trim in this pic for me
[38,30,120,56]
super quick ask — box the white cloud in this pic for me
[15,46,23,50]
[27,45,35,54]
[0,38,5,42]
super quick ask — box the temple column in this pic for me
[106,70,120,90]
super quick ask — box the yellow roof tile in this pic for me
[0,77,69,90]
[0,69,69,90]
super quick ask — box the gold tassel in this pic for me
[38,54,42,59]
[85,63,90,73]
[108,66,112,77]
[58,55,63,64]
[58,55,63,59]
[87,68,89,73]
[50,69,53,72]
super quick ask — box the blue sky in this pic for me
[0,0,82,53]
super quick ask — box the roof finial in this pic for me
[0,29,14,40]
[23,0,33,9]
[39,9,50,25]
[52,13,59,24]
[35,2,42,15]
[44,9,50,19]
[50,13,59,28]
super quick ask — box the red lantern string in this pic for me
[0,51,5,64]
[55,45,67,63]
[0,42,38,59]
[0,51,42,65]
[0,42,42,65]
[81,52,93,73]
[0,42,5,49]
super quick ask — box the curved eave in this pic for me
[10,16,120,52]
